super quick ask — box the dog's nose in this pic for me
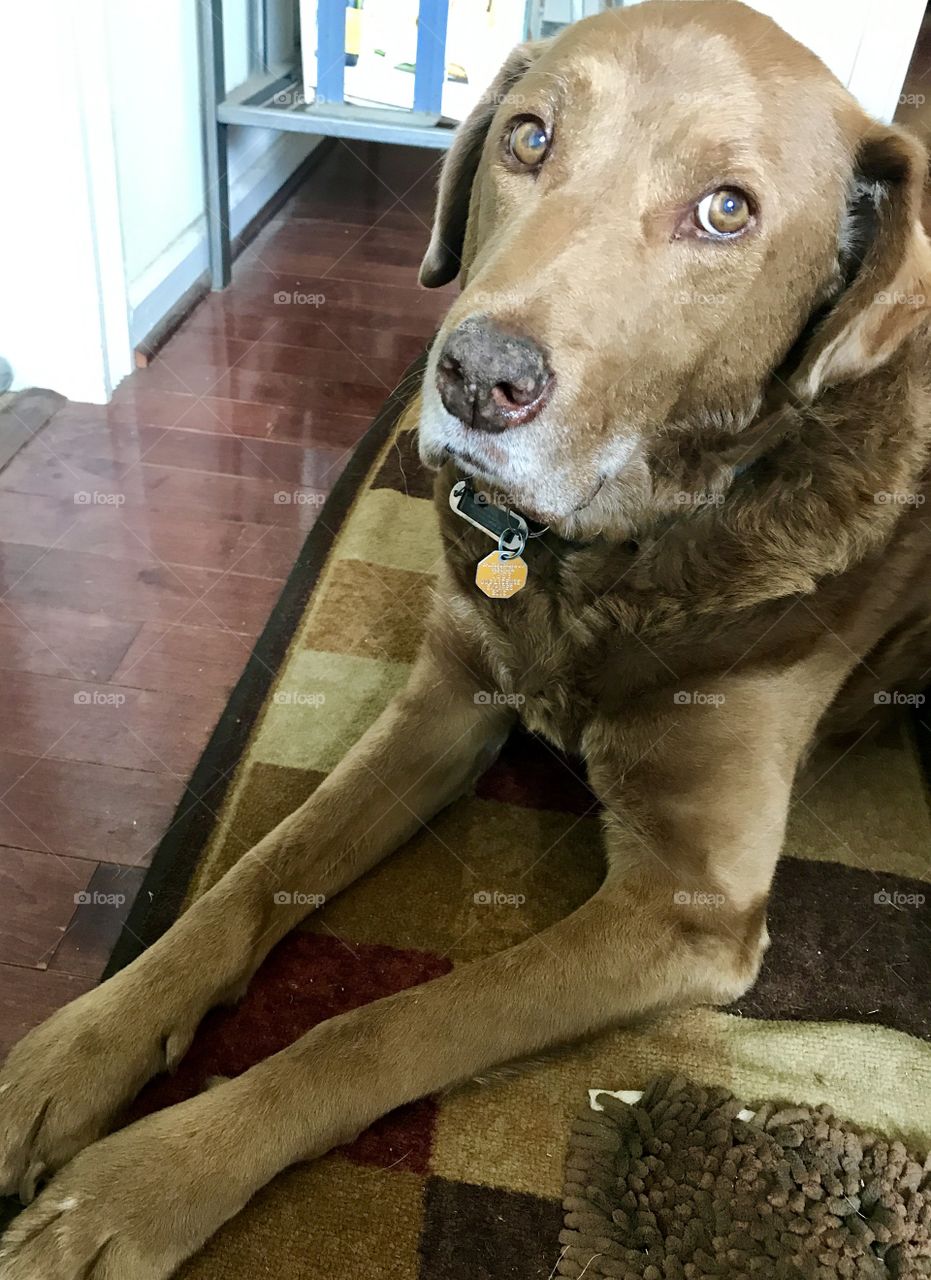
[436,317,553,432]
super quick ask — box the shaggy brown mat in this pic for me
[560,1076,931,1279]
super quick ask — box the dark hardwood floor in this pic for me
[0,141,454,1054]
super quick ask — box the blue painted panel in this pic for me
[316,0,346,104]
[413,0,450,115]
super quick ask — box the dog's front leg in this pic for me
[0,780,779,1280]
[0,672,817,1280]
[0,884,693,1280]
[0,640,512,1206]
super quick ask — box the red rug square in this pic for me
[127,931,453,1174]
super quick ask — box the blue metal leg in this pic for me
[316,0,347,104]
[414,0,450,116]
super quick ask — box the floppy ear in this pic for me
[790,124,931,400]
[419,42,545,288]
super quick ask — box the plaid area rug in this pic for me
[102,367,931,1279]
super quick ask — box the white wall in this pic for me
[0,0,319,403]
[110,0,321,349]
[740,0,925,122]
[546,0,924,123]
[0,0,922,402]
[0,2,131,404]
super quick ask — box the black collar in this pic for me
[449,478,547,554]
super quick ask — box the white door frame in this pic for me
[848,2,927,122]
[72,0,135,400]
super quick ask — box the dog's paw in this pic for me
[0,1181,141,1280]
[0,983,199,1200]
[0,1147,172,1280]
[0,1097,244,1280]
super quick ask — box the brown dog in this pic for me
[2,3,930,1276]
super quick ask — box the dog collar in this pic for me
[448,409,792,600]
[449,479,548,599]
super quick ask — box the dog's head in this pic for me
[417,0,931,539]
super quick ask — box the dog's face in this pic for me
[417,0,931,539]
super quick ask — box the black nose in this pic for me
[436,317,553,432]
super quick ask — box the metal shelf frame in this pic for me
[197,0,457,291]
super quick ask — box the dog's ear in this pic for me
[791,124,931,400]
[419,43,544,288]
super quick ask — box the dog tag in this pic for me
[475,550,528,599]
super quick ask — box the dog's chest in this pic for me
[445,530,644,751]
[485,602,601,749]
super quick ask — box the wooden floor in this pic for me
[0,141,454,1055]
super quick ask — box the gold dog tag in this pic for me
[475,551,528,599]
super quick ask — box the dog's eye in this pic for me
[508,118,550,168]
[695,189,752,236]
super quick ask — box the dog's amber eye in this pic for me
[695,189,751,236]
[508,118,550,168]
